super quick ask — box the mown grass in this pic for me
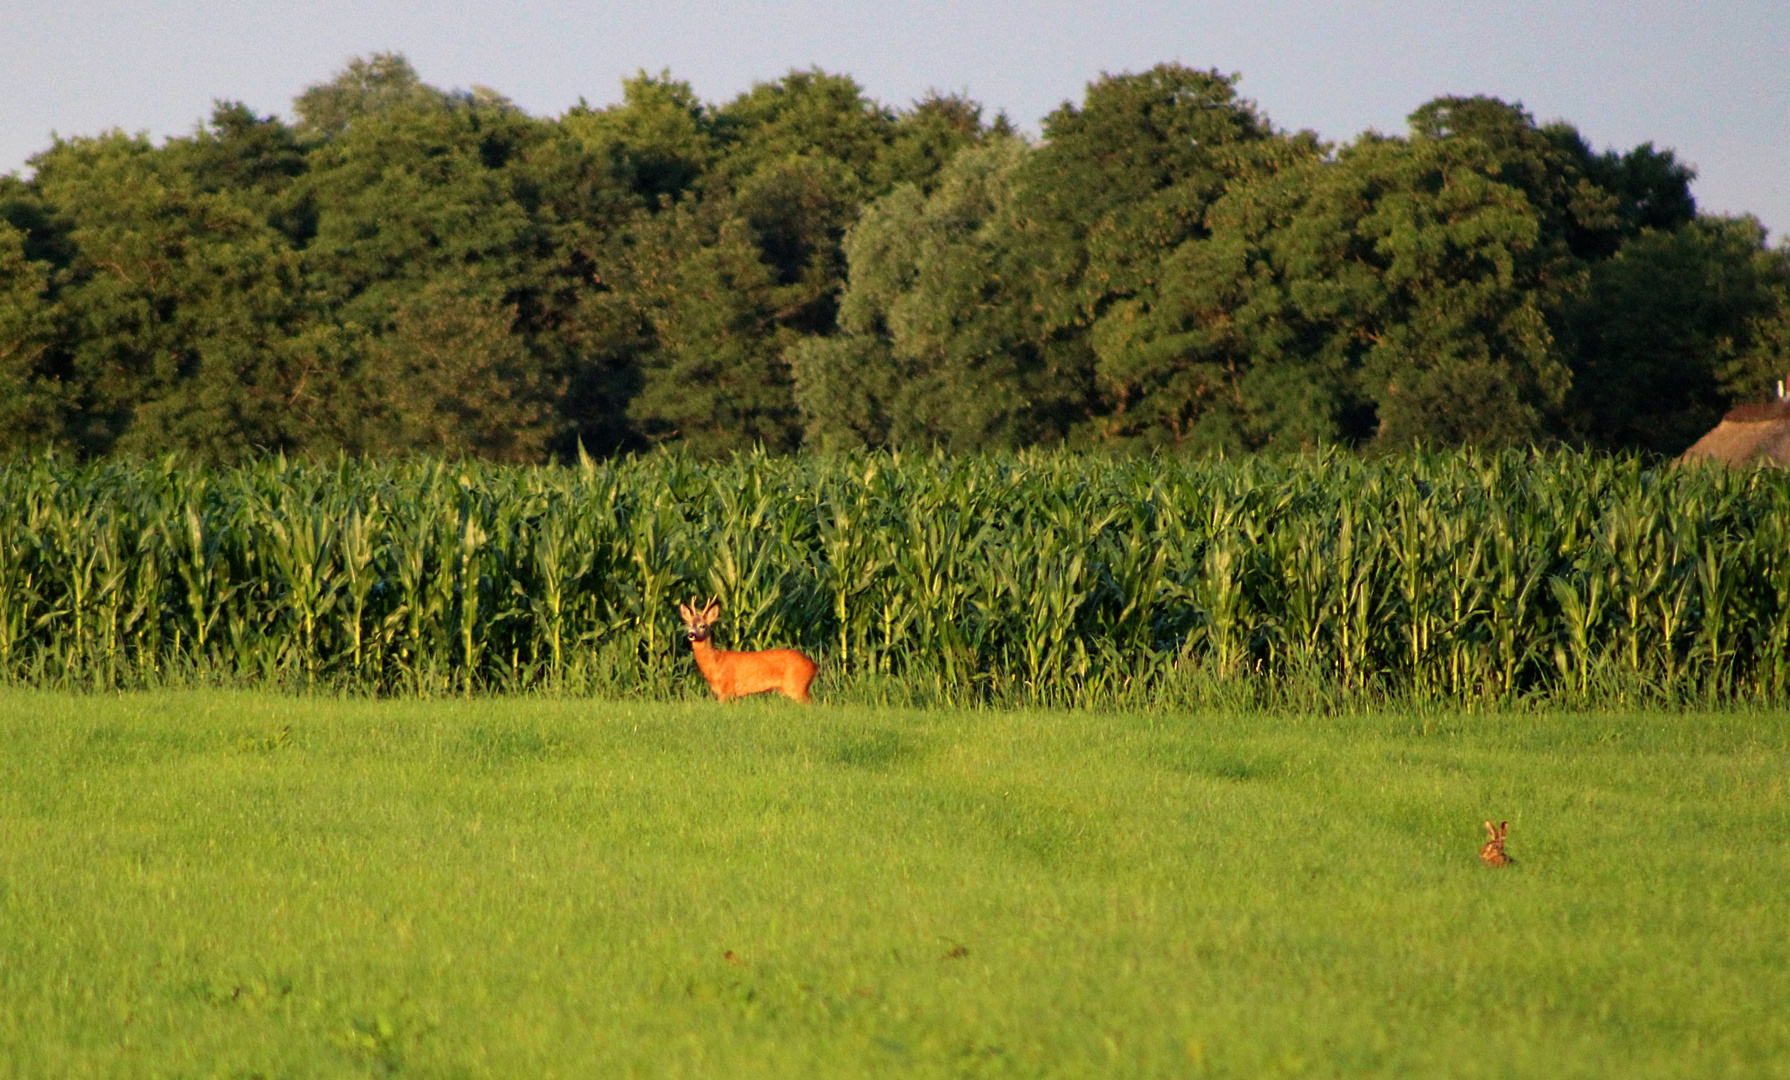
[1,689,1786,1078]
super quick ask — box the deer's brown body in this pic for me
[679,599,817,703]
[1480,820,1512,867]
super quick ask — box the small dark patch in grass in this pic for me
[832,728,922,771]
[912,785,1084,867]
[73,724,200,765]
[237,726,293,755]
[1375,804,1458,846]
[337,999,435,1074]
[1148,743,1286,782]
[971,796,1079,866]
[188,973,295,1010]
[1384,749,1470,774]
[455,724,569,766]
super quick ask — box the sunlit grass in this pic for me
[1,689,1786,1077]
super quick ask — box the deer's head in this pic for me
[677,598,721,643]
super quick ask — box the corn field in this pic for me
[3,449,1788,706]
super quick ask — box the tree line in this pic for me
[2,54,1786,462]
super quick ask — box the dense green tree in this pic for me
[1564,215,1790,453]
[880,92,1012,196]
[172,103,309,201]
[1580,141,1698,245]
[2,56,1784,463]
[620,70,995,454]
[167,102,316,245]
[1092,97,1643,451]
[295,93,542,321]
[292,53,448,141]
[1020,65,1280,329]
[800,65,1285,452]
[706,69,902,195]
[1321,115,1582,449]
[1531,140,1790,456]
[1403,96,1625,257]
[1010,66,1288,446]
[502,126,653,457]
[1086,134,1330,451]
[294,70,644,458]
[561,72,718,207]
[789,138,1043,450]
[621,204,812,454]
[19,130,357,458]
[3,65,641,462]
[0,217,63,453]
[353,280,560,460]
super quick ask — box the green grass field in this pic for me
[1,689,1786,1078]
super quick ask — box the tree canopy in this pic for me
[2,55,1784,461]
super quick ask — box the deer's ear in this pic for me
[677,602,692,622]
[703,599,721,621]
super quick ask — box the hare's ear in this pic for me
[1484,820,1497,839]
[1498,821,1509,839]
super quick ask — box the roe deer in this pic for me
[677,598,817,703]
[1480,820,1512,867]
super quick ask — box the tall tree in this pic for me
[1019,65,1280,332]
[801,65,1292,451]
[1094,97,1626,451]
[789,138,1044,451]
[353,279,560,459]
[1564,215,1790,453]
[560,72,718,208]
[1324,113,1583,449]
[292,53,447,141]
[620,69,993,454]
[621,200,818,454]
[293,68,642,460]
[1086,134,1329,451]
[0,216,63,453]
[20,129,358,458]
[4,55,1781,464]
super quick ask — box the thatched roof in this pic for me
[1679,401,1790,466]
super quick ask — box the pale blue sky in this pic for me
[4,1,1785,238]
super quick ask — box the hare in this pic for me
[1480,820,1512,867]
[677,598,817,703]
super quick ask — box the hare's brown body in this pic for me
[1480,820,1512,867]
[678,599,817,703]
